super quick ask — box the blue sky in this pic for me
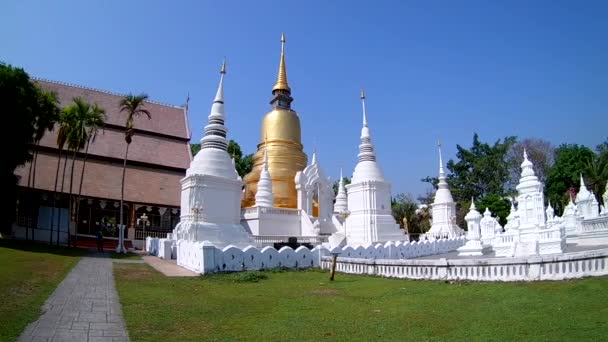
[2,0,607,198]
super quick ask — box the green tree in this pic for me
[477,193,511,226]
[190,143,201,156]
[63,98,106,245]
[583,140,608,206]
[390,193,418,231]
[49,109,70,244]
[118,94,151,251]
[546,144,595,214]
[1,63,60,234]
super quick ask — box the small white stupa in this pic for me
[457,199,489,256]
[255,144,274,208]
[427,141,464,239]
[343,89,405,245]
[333,168,348,216]
[576,174,599,219]
[172,61,253,247]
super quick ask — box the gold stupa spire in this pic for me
[272,33,291,93]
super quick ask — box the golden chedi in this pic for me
[242,34,308,208]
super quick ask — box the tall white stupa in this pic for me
[343,89,406,245]
[427,141,464,239]
[172,61,254,247]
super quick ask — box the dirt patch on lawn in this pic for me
[310,288,339,296]
[114,264,156,281]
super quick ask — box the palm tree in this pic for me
[26,90,60,240]
[63,98,106,246]
[117,94,151,252]
[585,155,608,205]
[49,111,71,245]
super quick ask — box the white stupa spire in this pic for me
[187,60,239,180]
[576,174,593,202]
[520,148,536,178]
[255,142,274,207]
[200,59,228,151]
[333,167,348,215]
[465,198,481,221]
[351,89,384,183]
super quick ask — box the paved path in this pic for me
[18,253,129,342]
[142,255,197,277]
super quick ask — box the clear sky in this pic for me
[2,0,607,198]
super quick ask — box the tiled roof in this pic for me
[35,79,192,169]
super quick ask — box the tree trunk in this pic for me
[67,149,77,247]
[50,148,62,245]
[74,138,91,248]
[119,143,130,252]
[25,144,36,241]
[57,152,68,246]
[31,145,40,241]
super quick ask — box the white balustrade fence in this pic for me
[321,248,608,282]
[147,236,466,274]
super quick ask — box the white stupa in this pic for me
[457,199,489,256]
[255,145,274,207]
[344,89,405,245]
[333,168,348,216]
[427,141,464,239]
[575,174,599,219]
[172,61,254,247]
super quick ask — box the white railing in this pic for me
[241,207,301,217]
[580,217,608,233]
[252,235,329,247]
[136,230,170,240]
[321,248,608,282]
[538,227,562,241]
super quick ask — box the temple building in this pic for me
[13,79,191,246]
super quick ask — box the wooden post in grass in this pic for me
[330,253,339,281]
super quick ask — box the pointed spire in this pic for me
[200,60,229,151]
[311,148,317,165]
[580,173,586,188]
[272,33,290,93]
[438,139,445,177]
[357,89,375,162]
[339,167,343,186]
[470,198,476,210]
[361,88,368,127]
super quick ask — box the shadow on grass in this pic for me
[0,238,87,257]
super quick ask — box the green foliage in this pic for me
[477,193,511,226]
[115,263,608,341]
[447,133,517,202]
[61,97,106,152]
[190,143,201,156]
[1,63,60,232]
[390,193,421,233]
[546,144,595,213]
[119,93,150,144]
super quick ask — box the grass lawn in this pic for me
[115,264,608,341]
[0,239,85,341]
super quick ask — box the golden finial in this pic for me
[220,58,227,74]
[272,33,291,93]
[360,88,366,99]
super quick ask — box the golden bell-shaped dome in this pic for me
[242,34,308,209]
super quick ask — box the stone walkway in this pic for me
[142,255,197,277]
[18,253,129,342]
